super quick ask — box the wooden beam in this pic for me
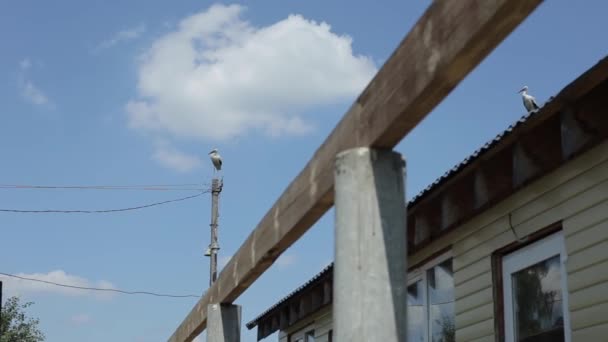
[473,168,491,209]
[311,287,322,311]
[440,175,474,230]
[322,279,332,305]
[576,80,608,137]
[279,308,289,330]
[512,142,541,187]
[561,108,594,160]
[288,303,298,326]
[270,315,279,332]
[298,294,312,318]
[520,116,563,171]
[168,1,543,341]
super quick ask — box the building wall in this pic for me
[563,180,608,339]
[280,306,332,342]
[276,140,608,341]
[448,139,608,341]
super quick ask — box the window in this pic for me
[290,328,314,342]
[502,231,571,342]
[407,252,455,342]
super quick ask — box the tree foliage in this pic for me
[0,296,45,342]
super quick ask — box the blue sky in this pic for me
[0,1,606,341]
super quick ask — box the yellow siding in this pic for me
[568,281,608,311]
[312,311,332,342]
[567,258,608,292]
[564,196,608,339]
[450,141,608,342]
[455,287,493,316]
[456,318,493,341]
[282,307,331,342]
[572,323,608,341]
[455,302,493,329]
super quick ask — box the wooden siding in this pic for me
[564,193,608,336]
[451,140,608,341]
[282,307,332,342]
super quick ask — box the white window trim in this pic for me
[407,250,453,342]
[502,231,571,342]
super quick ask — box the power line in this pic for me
[0,183,207,191]
[0,272,199,298]
[0,190,209,214]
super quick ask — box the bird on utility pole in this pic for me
[206,148,223,286]
[209,148,222,174]
[518,86,540,113]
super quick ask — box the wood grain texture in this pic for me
[168,1,543,341]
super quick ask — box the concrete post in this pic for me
[334,147,407,342]
[206,303,241,342]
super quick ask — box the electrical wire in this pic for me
[0,272,199,298]
[0,183,207,191]
[0,190,209,214]
[508,212,528,243]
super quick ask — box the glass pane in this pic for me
[407,280,425,342]
[305,330,315,342]
[512,255,565,342]
[428,259,455,342]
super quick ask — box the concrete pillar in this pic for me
[334,147,408,342]
[206,303,241,342]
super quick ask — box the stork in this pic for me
[208,148,222,174]
[518,86,539,113]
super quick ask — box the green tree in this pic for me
[0,296,45,342]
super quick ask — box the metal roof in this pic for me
[407,108,549,207]
[246,263,333,329]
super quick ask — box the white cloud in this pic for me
[20,80,50,106]
[95,24,146,51]
[126,4,376,142]
[0,270,116,300]
[152,142,202,172]
[69,313,92,325]
[17,58,51,107]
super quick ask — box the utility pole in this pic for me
[207,177,223,286]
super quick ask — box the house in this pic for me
[246,56,608,342]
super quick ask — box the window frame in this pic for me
[499,229,571,342]
[304,329,315,342]
[288,325,315,342]
[407,250,454,342]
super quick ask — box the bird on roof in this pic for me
[208,148,222,173]
[518,86,539,113]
